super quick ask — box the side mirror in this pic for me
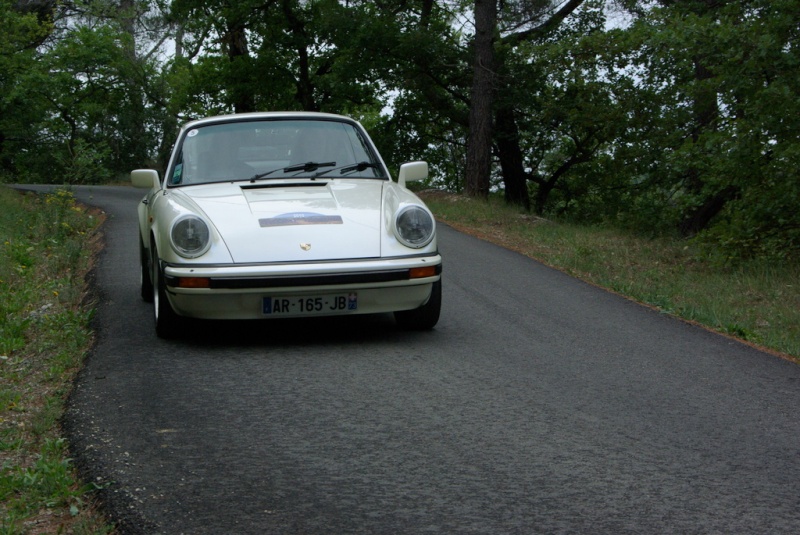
[397,161,428,188]
[131,169,160,190]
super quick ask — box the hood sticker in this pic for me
[259,212,343,227]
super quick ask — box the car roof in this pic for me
[181,111,356,130]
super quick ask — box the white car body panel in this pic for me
[183,179,383,263]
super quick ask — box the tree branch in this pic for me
[500,0,585,47]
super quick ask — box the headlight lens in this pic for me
[170,215,211,258]
[394,205,434,248]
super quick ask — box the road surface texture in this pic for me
[17,185,800,533]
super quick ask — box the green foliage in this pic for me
[168,0,393,115]
[57,140,114,185]
[1,439,85,512]
[530,0,800,260]
[0,186,109,532]
[0,188,96,362]
[2,0,798,258]
[0,1,51,178]
[0,2,165,184]
[402,0,800,260]
[371,2,472,181]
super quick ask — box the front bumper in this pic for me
[162,255,442,320]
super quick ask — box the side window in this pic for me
[171,155,184,184]
[176,128,205,183]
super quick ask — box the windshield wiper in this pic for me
[311,161,381,178]
[286,161,336,174]
[250,161,336,182]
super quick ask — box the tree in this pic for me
[0,0,53,176]
[0,1,173,182]
[169,0,418,115]
[593,0,800,256]
[464,0,496,199]
[462,0,588,205]
[367,0,471,185]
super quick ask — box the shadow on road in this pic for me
[164,312,438,349]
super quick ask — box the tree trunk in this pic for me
[464,0,496,199]
[533,179,557,215]
[0,131,9,173]
[118,0,149,168]
[420,0,434,27]
[679,186,738,236]
[531,146,594,214]
[282,1,319,111]
[679,56,725,236]
[224,21,255,113]
[491,0,584,206]
[495,104,530,210]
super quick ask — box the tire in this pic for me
[140,238,154,302]
[394,280,441,330]
[151,242,182,338]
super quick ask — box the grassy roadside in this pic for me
[0,186,113,534]
[420,191,800,362]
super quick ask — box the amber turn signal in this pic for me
[409,266,438,279]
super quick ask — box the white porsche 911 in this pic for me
[132,112,442,337]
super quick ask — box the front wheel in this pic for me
[394,280,441,330]
[151,243,182,338]
[140,238,154,302]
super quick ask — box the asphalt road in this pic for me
[19,185,800,533]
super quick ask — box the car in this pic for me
[132,111,442,337]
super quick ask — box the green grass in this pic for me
[0,186,112,534]
[421,191,800,361]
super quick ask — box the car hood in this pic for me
[180,180,384,263]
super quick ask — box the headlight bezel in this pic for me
[394,205,435,249]
[170,214,211,258]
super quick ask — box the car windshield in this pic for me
[168,119,386,186]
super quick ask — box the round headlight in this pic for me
[394,205,434,248]
[170,215,211,258]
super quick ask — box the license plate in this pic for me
[263,293,358,315]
